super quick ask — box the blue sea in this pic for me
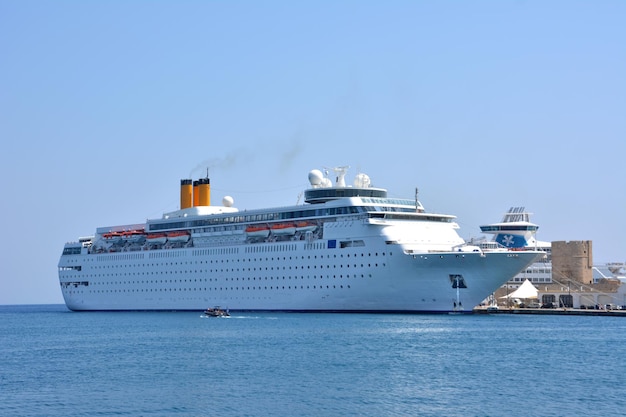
[1,305,625,417]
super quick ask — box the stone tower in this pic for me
[551,240,593,284]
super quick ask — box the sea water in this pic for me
[1,305,625,417]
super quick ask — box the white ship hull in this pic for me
[59,230,540,312]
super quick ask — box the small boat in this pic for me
[245,225,270,238]
[203,306,230,317]
[146,233,167,245]
[102,231,123,245]
[167,230,190,243]
[123,229,146,244]
[295,221,317,233]
[270,223,296,235]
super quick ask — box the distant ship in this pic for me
[58,167,542,313]
[477,207,552,284]
[477,206,624,285]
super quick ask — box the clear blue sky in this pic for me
[1,1,624,305]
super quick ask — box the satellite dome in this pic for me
[222,196,234,207]
[354,173,371,188]
[308,169,324,186]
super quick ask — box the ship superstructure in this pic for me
[59,168,542,312]
[479,207,551,285]
[479,207,547,250]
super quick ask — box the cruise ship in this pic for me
[58,167,543,313]
[478,207,552,285]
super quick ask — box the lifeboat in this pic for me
[270,223,296,235]
[295,221,317,233]
[167,231,190,243]
[102,231,123,244]
[123,229,146,243]
[146,233,167,245]
[245,225,270,238]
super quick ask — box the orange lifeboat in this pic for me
[245,225,270,238]
[146,233,167,245]
[167,231,190,243]
[270,223,296,235]
[103,231,123,240]
[102,231,123,245]
[295,221,317,233]
[122,229,146,243]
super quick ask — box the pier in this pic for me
[473,306,626,316]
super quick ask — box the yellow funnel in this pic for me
[180,179,193,209]
[198,178,211,206]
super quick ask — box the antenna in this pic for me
[415,187,420,212]
[330,166,349,187]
